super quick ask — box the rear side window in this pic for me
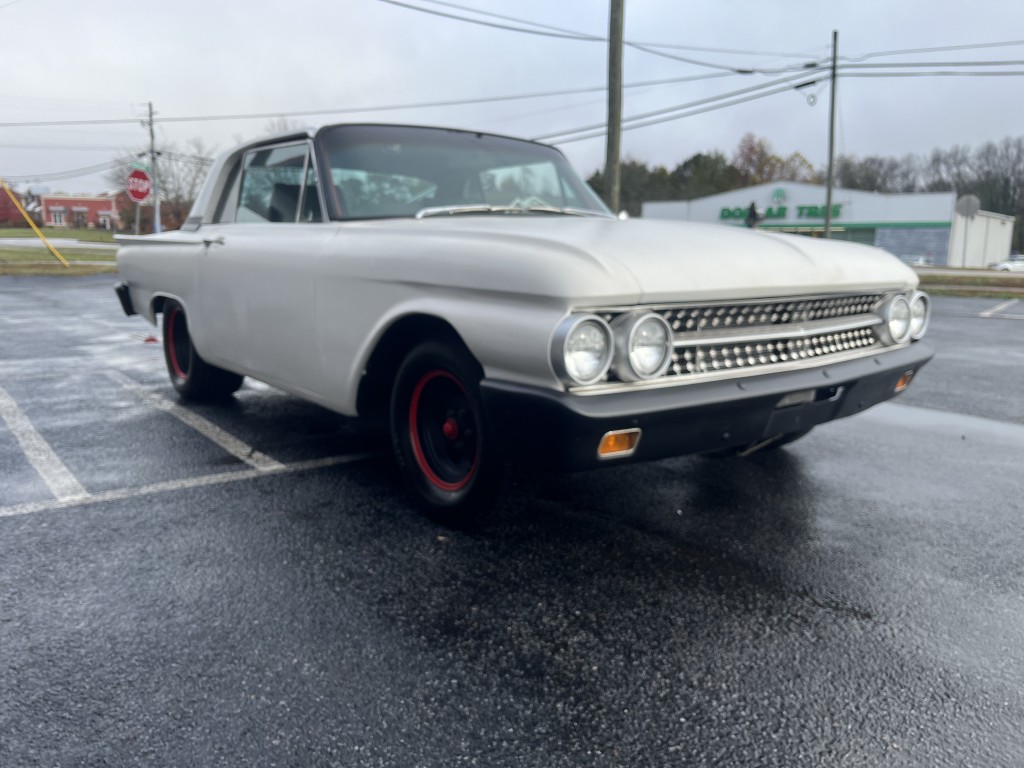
[235,143,323,223]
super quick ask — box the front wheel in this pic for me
[162,300,244,401]
[390,342,503,524]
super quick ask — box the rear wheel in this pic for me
[390,341,503,524]
[162,300,244,401]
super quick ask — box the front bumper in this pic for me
[481,341,933,471]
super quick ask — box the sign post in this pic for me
[126,166,152,235]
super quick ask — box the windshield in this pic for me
[316,125,612,221]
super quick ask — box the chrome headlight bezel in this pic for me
[551,314,613,386]
[909,291,930,340]
[611,312,674,381]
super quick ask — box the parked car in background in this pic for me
[115,123,934,523]
[990,257,1024,272]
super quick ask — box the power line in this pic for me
[0,144,144,152]
[547,81,812,145]
[376,0,811,74]
[3,160,120,183]
[844,39,1024,62]
[0,74,737,130]
[841,70,1024,78]
[840,59,1024,69]
[376,0,597,41]
[400,0,1024,65]
[536,70,827,142]
[376,0,1024,77]
[413,0,820,59]
[410,0,597,40]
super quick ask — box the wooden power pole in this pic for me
[148,101,162,234]
[824,30,838,238]
[604,0,624,214]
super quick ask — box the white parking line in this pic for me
[980,299,1019,317]
[0,453,376,519]
[106,370,286,472]
[0,385,89,502]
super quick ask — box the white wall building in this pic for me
[642,182,1015,267]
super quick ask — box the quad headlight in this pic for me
[879,291,930,345]
[909,291,930,340]
[552,315,613,386]
[612,312,673,381]
[882,294,912,344]
[554,311,674,387]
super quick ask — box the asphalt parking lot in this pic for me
[2,276,1023,767]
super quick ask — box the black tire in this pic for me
[162,300,244,401]
[390,341,503,523]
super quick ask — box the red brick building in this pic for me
[39,193,121,230]
[0,181,26,225]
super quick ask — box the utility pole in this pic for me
[823,30,838,238]
[604,0,624,214]
[147,101,162,234]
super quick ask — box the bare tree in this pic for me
[106,138,215,231]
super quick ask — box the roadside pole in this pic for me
[148,102,161,234]
[824,30,838,238]
[604,0,624,214]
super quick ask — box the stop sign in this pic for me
[126,167,152,203]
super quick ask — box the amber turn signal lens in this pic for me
[597,428,642,459]
[895,370,915,392]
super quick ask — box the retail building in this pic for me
[642,182,1014,267]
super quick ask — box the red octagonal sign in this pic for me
[126,167,152,203]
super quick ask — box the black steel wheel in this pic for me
[162,300,243,401]
[390,341,502,523]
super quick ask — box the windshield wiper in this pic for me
[415,203,609,219]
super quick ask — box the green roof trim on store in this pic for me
[754,221,953,230]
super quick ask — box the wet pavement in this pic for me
[1,277,1022,767]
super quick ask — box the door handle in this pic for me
[203,236,225,247]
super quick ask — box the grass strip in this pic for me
[0,263,117,276]
[0,227,116,243]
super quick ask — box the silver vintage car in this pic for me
[115,124,933,522]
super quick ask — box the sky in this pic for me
[1,0,1023,195]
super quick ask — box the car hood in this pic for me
[335,216,919,305]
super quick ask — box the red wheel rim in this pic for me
[166,306,189,381]
[408,369,479,492]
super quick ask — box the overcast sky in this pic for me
[2,0,1022,195]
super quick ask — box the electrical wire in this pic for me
[843,39,1024,62]
[376,0,598,41]
[840,70,1024,78]
[546,81,810,145]
[3,161,120,183]
[0,74,737,130]
[536,69,826,142]
[376,0,817,74]
[0,144,144,152]
[408,0,598,40]
[840,59,1024,69]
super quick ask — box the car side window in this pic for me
[236,143,323,223]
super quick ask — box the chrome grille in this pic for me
[670,326,879,376]
[660,294,884,380]
[664,294,881,332]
